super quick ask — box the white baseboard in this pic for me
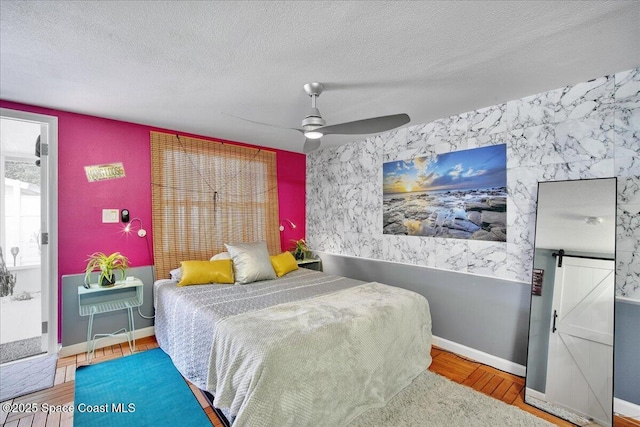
[59,326,155,358]
[525,387,545,401]
[615,398,640,419]
[528,388,639,420]
[432,335,526,377]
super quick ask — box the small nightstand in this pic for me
[77,278,143,362]
[297,258,322,271]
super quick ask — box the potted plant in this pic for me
[85,252,130,287]
[0,247,17,297]
[290,239,308,261]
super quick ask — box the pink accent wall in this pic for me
[0,100,307,341]
[276,150,307,252]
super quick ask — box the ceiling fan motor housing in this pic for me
[302,107,326,130]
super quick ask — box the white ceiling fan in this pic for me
[227,82,410,153]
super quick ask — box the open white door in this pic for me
[545,256,614,426]
[0,108,58,361]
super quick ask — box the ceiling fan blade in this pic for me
[222,112,304,133]
[303,138,321,153]
[319,113,410,136]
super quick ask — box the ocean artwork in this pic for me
[383,144,507,241]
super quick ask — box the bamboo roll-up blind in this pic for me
[150,131,280,280]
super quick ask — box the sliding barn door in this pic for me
[545,256,614,426]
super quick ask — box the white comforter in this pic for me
[207,282,432,427]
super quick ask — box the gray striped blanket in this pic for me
[154,269,432,427]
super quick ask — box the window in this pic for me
[1,117,41,267]
[150,132,280,280]
[3,159,41,266]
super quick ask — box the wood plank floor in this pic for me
[1,337,636,426]
[429,347,638,427]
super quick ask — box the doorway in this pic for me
[0,109,58,363]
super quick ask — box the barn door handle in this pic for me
[552,310,558,333]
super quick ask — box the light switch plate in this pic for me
[102,209,119,223]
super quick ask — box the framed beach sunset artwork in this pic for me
[383,144,507,241]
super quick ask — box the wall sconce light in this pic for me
[279,219,297,232]
[124,217,147,237]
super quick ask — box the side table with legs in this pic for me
[77,278,143,363]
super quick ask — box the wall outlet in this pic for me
[102,209,119,223]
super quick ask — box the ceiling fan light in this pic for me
[304,130,323,139]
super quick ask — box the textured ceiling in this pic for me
[1,1,639,153]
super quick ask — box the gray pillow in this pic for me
[225,241,276,284]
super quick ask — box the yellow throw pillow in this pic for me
[177,259,234,286]
[270,252,299,277]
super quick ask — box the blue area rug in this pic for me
[74,348,210,426]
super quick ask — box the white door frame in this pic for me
[1,107,58,355]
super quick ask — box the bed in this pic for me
[154,265,432,427]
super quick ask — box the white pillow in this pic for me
[224,241,276,284]
[170,267,182,282]
[210,252,231,261]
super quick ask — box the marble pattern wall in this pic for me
[307,68,639,299]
